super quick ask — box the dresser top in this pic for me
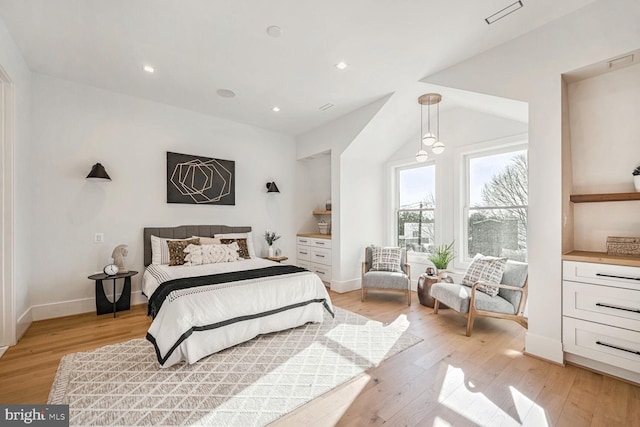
[297,233,331,239]
[563,250,640,268]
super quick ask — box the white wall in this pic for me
[424,0,640,363]
[0,16,32,341]
[568,63,640,251]
[27,73,296,319]
[387,107,528,276]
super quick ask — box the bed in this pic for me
[142,225,334,368]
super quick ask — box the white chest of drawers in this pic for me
[297,235,332,283]
[562,260,640,382]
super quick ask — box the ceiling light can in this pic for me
[216,89,236,98]
[266,26,282,37]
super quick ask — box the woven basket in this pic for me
[606,236,640,256]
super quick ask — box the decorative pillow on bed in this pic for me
[219,238,251,259]
[461,254,507,297]
[192,236,222,245]
[371,246,403,272]
[184,243,241,265]
[215,233,256,258]
[151,236,201,265]
[166,238,201,266]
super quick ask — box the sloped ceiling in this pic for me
[0,0,594,134]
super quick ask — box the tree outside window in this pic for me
[397,164,435,253]
[467,149,528,261]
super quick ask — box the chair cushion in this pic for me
[461,254,507,296]
[362,271,408,290]
[499,260,528,309]
[371,247,402,272]
[430,282,515,315]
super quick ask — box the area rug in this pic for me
[48,307,421,426]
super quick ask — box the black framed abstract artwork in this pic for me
[166,152,235,205]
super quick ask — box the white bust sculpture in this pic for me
[112,244,129,273]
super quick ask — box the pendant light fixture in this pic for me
[415,101,429,162]
[432,100,446,154]
[418,93,446,156]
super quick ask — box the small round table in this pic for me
[88,270,138,318]
[417,273,449,309]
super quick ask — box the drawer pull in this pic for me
[299,251,308,255]
[595,302,640,314]
[596,341,640,356]
[315,254,325,258]
[315,242,325,245]
[315,270,325,275]
[596,273,640,281]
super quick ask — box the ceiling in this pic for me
[0,0,595,135]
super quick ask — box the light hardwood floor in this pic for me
[1,290,638,426]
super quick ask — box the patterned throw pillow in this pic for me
[166,238,200,266]
[184,243,241,265]
[461,254,507,297]
[219,238,251,259]
[371,247,402,272]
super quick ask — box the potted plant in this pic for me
[634,166,640,192]
[429,241,455,273]
[264,230,281,258]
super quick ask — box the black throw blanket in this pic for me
[148,265,307,318]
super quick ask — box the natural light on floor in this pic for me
[433,365,550,426]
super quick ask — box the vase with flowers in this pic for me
[633,166,640,192]
[264,230,281,258]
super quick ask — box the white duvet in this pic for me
[143,259,334,368]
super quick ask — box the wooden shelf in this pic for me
[570,192,640,203]
[562,250,640,268]
[312,210,332,215]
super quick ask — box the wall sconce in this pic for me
[266,182,280,193]
[86,163,111,181]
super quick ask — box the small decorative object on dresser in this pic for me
[325,200,332,211]
[318,219,329,235]
[111,244,129,273]
[633,165,640,192]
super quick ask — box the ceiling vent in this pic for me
[608,54,634,69]
[319,103,334,111]
[485,1,524,25]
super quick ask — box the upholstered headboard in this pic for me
[143,225,252,266]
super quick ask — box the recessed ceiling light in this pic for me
[266,26,282,38]
[485,1,524,25]
[143,65,155,73]
[272,106,280,112]
[216,89,236,98]
[335,61,348,70]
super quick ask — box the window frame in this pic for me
[453,135,528,270]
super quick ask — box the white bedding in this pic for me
[143,259,334,367]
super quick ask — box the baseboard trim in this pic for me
[525,332,564,364]
[16,307,33,341]
[330,278,360,293]
[31,291,148,321]
[0,346,7,359]
[565,353,640,385]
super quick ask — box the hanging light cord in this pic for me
[436,101,439,140]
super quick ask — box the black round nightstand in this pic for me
[88,270,138,318]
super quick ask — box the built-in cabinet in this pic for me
[562,257,640,383]
[296,234,332,283]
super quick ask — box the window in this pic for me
[396,164,436,253]
[463,145,528,262]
